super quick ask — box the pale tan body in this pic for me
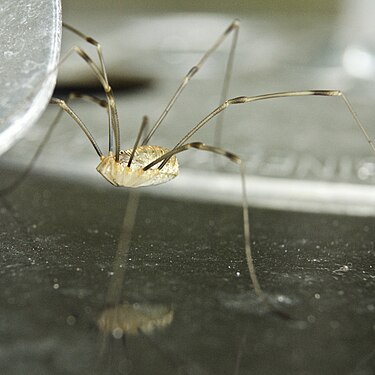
[97,146,179,188]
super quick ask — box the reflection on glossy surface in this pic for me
[95,191,174,373]
[98,303,174,336]
[0,168,374,374]
[97,192,173,340]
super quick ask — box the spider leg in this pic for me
[143,142,263,299]
[178,90,375,151]
[50,97,103,156]
[0,93,107,195]
[62,23,118,155]
[142,19,240,145]
[127,116,149,167]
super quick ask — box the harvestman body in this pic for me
[4,20,375,306]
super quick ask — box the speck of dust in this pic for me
[236,271,241,277]
[112,328,124,339]
[84,306,92,314]
[66,315,76,326]
[276,295,292,304]
[7,297,15,304]
[333,265,350,275]
[307,315,316,323]
[52,278,60,289]
[314,293,321,300]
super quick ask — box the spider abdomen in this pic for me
[96,145,179,187]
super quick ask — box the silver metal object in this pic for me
[0,0,61,156]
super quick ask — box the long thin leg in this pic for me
[63,23,109,85]
[66,46,121,159]
[143,142,263,299]
[64,92,110,146]
[1,28,116,194]
[141,19,240,145]
[157,89,375,169]
[30,30,116,155]
[175,90,375,151]
[214,20,240,149]
[127,116,149,167]
[0,112,60,196]
[145,142,293,319]
[50,97,103,157]
[42,39,120,158]
[67,92,108,109]
[0,93,108,195]
[62,23,114,154]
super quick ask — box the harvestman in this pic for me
[3,20,375,307]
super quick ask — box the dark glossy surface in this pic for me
[0,168,374,374]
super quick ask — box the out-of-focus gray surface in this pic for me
[0,0,61,156]
[2,5,375,214]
